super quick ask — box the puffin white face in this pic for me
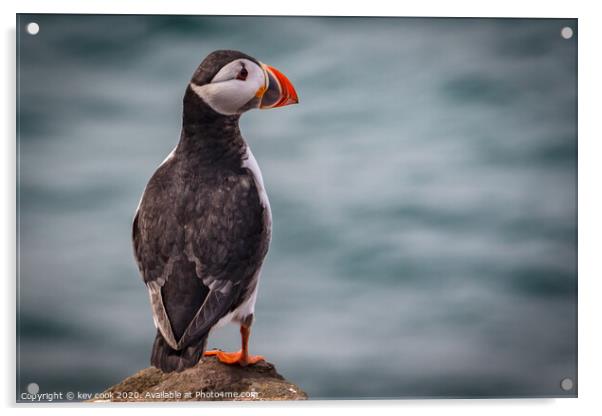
[190,58,299,116]
[190,59,265,115]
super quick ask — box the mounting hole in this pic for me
[26,22,40,36]
[27,382,39,394]
[561,26,573,39]
[560,377,574,391]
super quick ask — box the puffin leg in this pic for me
[204,324,264,366]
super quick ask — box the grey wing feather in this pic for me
[146,281,179,349]
[176,284,236,348]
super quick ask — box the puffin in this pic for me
[132,50,298,372]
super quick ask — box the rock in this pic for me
[88,356,308,402]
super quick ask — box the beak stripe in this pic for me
[267,65,299,107]
[259,63,299,109]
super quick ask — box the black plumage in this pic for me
[133,51,277,372]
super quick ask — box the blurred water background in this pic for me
[17,15,577,399]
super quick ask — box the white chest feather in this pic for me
[242,146,272,234]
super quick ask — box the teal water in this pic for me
[17,15,577,399]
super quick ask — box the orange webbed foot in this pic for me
[204,349,265,366]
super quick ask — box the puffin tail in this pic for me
[150,331,207,373]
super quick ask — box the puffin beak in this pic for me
[258,63,299,109]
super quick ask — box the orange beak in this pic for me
[258,64,299,109]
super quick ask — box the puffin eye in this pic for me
[236,66,248,81]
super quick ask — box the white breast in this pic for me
[242,146,272,235]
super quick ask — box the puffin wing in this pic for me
[133,163,266,350]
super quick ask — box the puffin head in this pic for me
[188,50,298,116]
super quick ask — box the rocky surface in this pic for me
[88,356,307,402]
